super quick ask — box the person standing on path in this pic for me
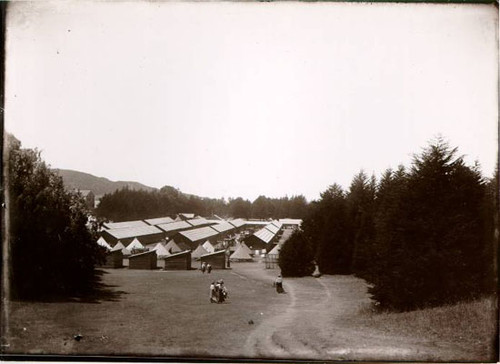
[207,263,212,274]
[274,275,284,293]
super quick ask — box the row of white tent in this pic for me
[97,235,269,261]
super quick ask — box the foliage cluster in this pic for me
[96,188,308,222]
[7,135,105,299]
[280,138,496,310]
[278,231,315,277]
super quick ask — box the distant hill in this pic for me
[53,169,157,196]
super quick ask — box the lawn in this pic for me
[4,263,288,359]
[4,261,497,361]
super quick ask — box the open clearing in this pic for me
[4,261,496,361]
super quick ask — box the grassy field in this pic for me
[4,261,497,361]
[4,263,288,359]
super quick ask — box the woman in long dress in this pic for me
[274,275,284,293]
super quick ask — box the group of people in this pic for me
[210,279,228,303]
[200,262,212,274]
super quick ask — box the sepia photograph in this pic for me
[1,0,498,362]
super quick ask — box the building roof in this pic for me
[229,219,246,228]
[253,228,276,244]
[264,224,280,234]
[144,216,175,226]
[200,250,226,258]
[191,244,209,258]
[244,220,269,226]
[178,226,219,243]
[104,225,163,240]
[270,220,283,229]
[186,218,212,227]
[179,213,195,220]
[161,250,190,260]
[210,221,234,233]
[278,218,303,226]
[103,220,149,230]
[205,219,225,224]
[129,250,157,259]
[157,220,192,233]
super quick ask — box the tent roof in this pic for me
[97,237,112,250]
[112,241,125,250]
[230,245,253,260]
[127,238,145,250]
[239,241,253,254]
[191,244,209,258]
[268,244,281,255]
[152,243,170,257]
[164,239,182,253]
[202,240,215,253]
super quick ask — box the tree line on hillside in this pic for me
[6,134,105,299]
[95,187,308,222]
[279,138,497,311]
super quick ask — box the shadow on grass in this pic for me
[12,269,128,304]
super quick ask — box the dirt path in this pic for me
[239,266,472,361]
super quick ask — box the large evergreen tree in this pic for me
[347,171,376,279]
[278,230,315,277]
[368,138,492,310]
[7,134,105,299]
[302,184,351,274]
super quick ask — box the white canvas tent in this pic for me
[202,240,215,254]
[151,242,170,257]
[239,242,253,255]
[268,244,281,256]
[191,244,209,259]
[126,238,145,251]
[230,244,253,261]
[164,239,182,254]
[97,237,112,250]
[111,241,131,255]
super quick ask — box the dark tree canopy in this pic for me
[296,137,495,311]
[278,230,315,277]
[96,188,309,222]
[7,134,105,299]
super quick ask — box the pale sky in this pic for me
[5,2,498,201]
